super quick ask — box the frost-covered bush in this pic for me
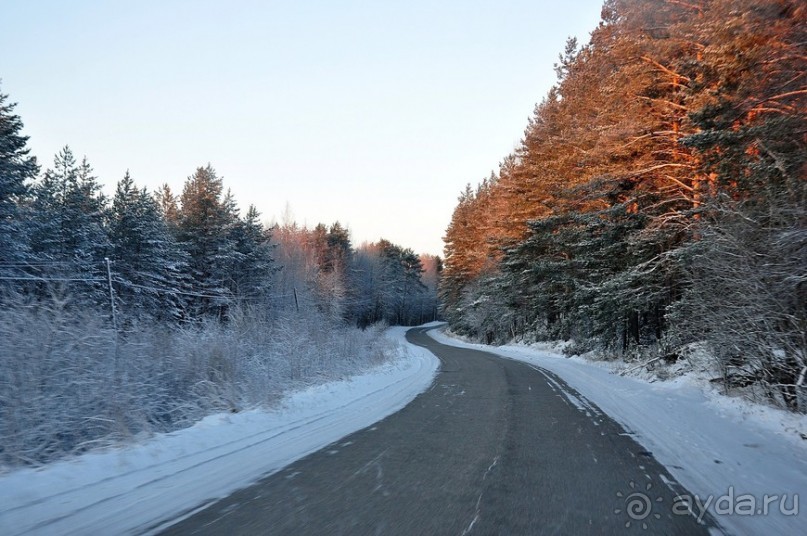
[0,294,394,469]
[668,197,806,413]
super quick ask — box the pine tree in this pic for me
[346,244,383,327]
[415,254,442,324]
[303,221,353,319]
[155,183,180,232]
[375,239,425,325]
[439,1,806,410]
[346,239,433,327]
[28,147,110,307]
[176,164,234,317]
[108,171,189,321]
[439,184,486,322]
[175,166,276,317]
[224,204,276,301]
[0,85,39,280]
[670,0,807,411]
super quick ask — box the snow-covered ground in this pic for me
[4,324,803,535]
[0,326,439,536]
[430,328,807,535]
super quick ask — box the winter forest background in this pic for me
[439,1,805,413]
[0,91,440,467]
[1,0,805,470]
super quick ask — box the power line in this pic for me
[0,258,103,264]
[0,276,104,283]
[112,278,230,300]
[0,262,75,266]
[112,278,296,301]
[2,258,295,301]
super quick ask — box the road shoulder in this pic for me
[0,327,439,536]
[429,328,807,535]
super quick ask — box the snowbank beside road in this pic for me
[0,327,439,536]
[429,328,806,535]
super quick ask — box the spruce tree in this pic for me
[108,171,188,320]
[0,85,39,280]
[28,147,110,307]
[176,165,229,316]
[224,204,275,301]
[155,183,180,232]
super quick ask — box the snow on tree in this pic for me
[108,171,190,321]
[0,84,38,280]
[28,147,110,308]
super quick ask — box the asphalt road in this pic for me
[158,327,713,535]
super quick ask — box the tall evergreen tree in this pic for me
[155,183,180,232]
[175,165,276,317]
[376,239,426,325]
[0,85,38,280]
[439,0,805,411]
[224,204,276,301]
[28,147,110,307]
[176,164,234,316]
[108,171,188,320]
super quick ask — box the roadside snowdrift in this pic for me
[0,327,438,536]
[430,329,806,535]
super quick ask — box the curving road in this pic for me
[158,327,713,535]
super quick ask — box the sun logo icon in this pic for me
[614,480,663,529]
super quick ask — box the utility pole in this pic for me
[105,257,118,331]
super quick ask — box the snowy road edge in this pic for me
[428,328,807,535]
[0,326,439,536]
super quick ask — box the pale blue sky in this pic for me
[1,0,604,255]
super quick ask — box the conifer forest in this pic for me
[0,96,440,466]
[0,0,804,475]
[440,0,805,412]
